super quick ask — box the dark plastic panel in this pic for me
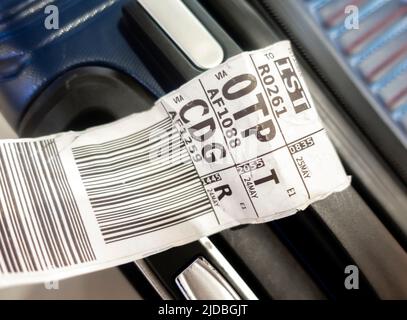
[0,0,163,130]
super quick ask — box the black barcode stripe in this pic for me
[19,142,64,268]
[16,142,57,270]
[96,187,206,224]
[47,141,95,262]
[98,192,210,231]
[30,141,86,266]
[91,169,200,209]
[31,141,71,266]
[43,141,95,263]
[93,181,204,217]
[19,142,64,269]
[74,129,177,166]
[84,160,193,196]
[74,129,184,176]
[42,142,89,261]
[93,179,205,218]
[6,143,42,272]
[73,119,214,244]
[0,146,34,272]
[4,145,53,269]
[88,176,203,219]
[75,135,184,177]
[36,140,94,265]
[73,118,171,158]
[73,118,170,155]
[1,151,29,272]
[0,210,17,272]
[76,152,191,188]
[101,199,210,235]
[15,142,55,269]
[74,124,178,167]
[0,140,95,274]
[75,139,186,177]
[89,168,199,208]
[104,206,212,244]
[75,143,190,186]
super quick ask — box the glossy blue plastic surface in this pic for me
[0,0,163,129]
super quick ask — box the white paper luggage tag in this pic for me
[0,41,350,288]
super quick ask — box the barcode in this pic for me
[0,140,95,274]
[72,118,213,244]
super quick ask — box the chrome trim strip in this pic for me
[176,256,241,300]
[138,0,224,69]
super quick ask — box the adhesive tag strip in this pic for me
[0,41,350,288]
